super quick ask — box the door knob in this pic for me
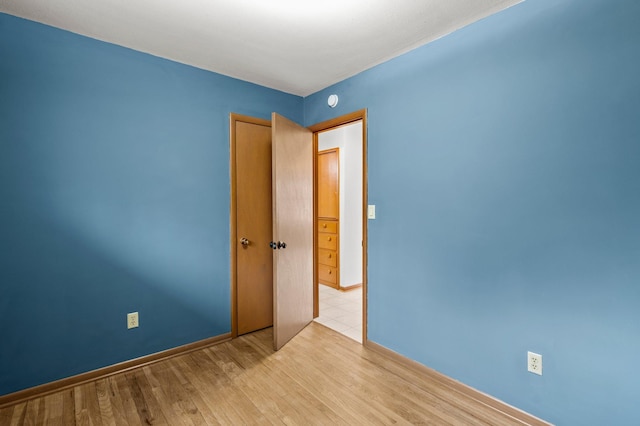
[240,237,250,247]
[270,241,287,249]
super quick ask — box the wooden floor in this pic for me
[0,323,533,425]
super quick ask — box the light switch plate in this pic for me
[367,205,376,219]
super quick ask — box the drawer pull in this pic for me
[322,223,327,228]
[327,237,332,241]
[328,270,332,274]
[327,253,332,258]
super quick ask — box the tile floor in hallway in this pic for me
[314,284,362,343]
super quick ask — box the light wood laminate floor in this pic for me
[0,323,533,425]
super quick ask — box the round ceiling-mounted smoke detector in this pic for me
[327,94,339,108]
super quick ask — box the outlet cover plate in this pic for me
[527,351,542,375]
[127,312,139,329]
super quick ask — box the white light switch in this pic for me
[367,205,376,219]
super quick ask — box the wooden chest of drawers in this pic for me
[318,219,339,288]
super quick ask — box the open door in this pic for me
[272,113,314,350]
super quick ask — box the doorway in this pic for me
[310,110,368,344]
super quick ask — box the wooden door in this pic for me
[233,116,273,335]
[271,113,314,350]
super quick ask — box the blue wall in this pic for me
[306,0,640,424]
[0,13,301,395]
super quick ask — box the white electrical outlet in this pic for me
[127,312,139,329]
[527,351,542,375]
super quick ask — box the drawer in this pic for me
[318,220,337,234]
[319,265,337,284]
[318,234,337,250]
[318,248,337,267]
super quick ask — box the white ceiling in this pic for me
[0,0,521,96]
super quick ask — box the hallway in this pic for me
[314,284,362,343]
